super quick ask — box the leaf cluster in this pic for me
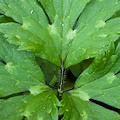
[0,0,120,120]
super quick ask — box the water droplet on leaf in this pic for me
[30,10,34,14]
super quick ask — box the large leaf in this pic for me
[59,43,120,120]
[0,91,60,120]
[0,0,61,66]
[59,92,120,120]
[0,0,120,68]
[0,34,60,119]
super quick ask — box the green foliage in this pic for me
[0,0,120,120]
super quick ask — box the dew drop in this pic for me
[30,10,34,14]
[61,24,64,27]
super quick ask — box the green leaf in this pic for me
[65,17,120,67]
[0,34,46,96]
[75,42,120,87]
[59,92,120,120]
[64,0,120,67]
[0,0,120,119]
[0,91,60,120]
[1,0,119,68]
[0,34,61,119]
[0,0,61,66]
[36,57,59,84]
[0,15,14,23]
[73,73,120,107]
[110,41,120,73]
[69,58,93,77]
[59,42,120,119]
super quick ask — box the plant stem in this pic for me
[58,62,65,96]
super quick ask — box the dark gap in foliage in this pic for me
[64,69,76,90]
[37,0,52,25]
[35,57,59,85]
[115,71,120,76]
[45,82,57,90]
[0,90,30,100]
[72,13,81,30]
[22,116,27,120]
[63,87,74,93]
[70,58,94,78]
[58,115,64,120]
[0,14,22,25]
[0,15,15,23]
[0,59,6,65]
[72,1,91,30]
[105,10,120,23]
[105,18,111,23]
[89,98,120,114]
[0,13,4,15]
[109,10,120,20]
[63,58,94,91]
[57,93,62,101]
[114,38,120,48]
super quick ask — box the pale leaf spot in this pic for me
[23,110,31,118]
[99,0,104,2]
[107,73,116,84]
[78,90,90,101]
[66,30,76,40]
[29,85,49,95]
[65,109,68,112]
[5,62,15,73]
[115,1,118,4]
[81,111,88,120]
[72,89,90,101]
[48,24,57,34]
[16,35,20,39]
[48,109,52,113]
[22,22,31,29]
[95,20,106,28]
[99,34,107,38]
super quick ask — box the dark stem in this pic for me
[58,62,66,96]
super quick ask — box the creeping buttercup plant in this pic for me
[0,0,120,120]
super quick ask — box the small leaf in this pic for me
[75,42,119,87]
